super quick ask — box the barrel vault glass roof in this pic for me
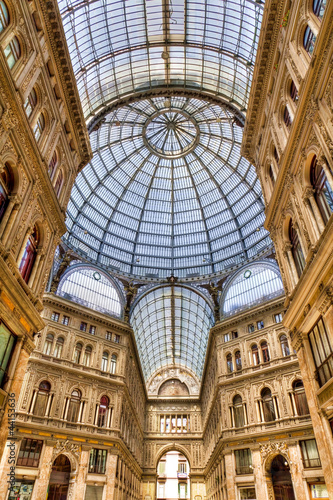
[57,0,265,123]
[130,286,215,380]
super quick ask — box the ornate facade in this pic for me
[0,0,332,499]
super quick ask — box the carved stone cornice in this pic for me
[241,0,285,163]
[36,0,92,171]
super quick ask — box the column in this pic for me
[224,452,236,500]
[288,444,308,500]
[296,336,333,497]
[16,228,31,266]
[63,398,69,420]
[107,406,112,428]
[304,187,325,234]
[94,404,99,426]
[29,390,37,414]
[45,393,53,417]
[290,392,297,416]
[303,192,321,239]
[243,403,248,425]
[104,454,118,499]
[0,338,33,459]
[284,245,298,286]
[0,196,17,237]
[73,448,89,500]
[30,442,54,500]
[251,449,267,500]
[0,438,20,500]
[273,397,279,420]
[28,250,43,289]
[259,400,264,423]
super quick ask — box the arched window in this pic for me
[34,112,45,142]
[4,36,21,69]
[24,88,37,118]
[280,335,290,357]
[273,147,279,165]
[48,150,58,178]
[226,353,233,373]
[19,225,39,283]
[0,1,9,32]
[82,345,92,366]
[303,26,316,55]
[57,266,122,318]
[251,344,260,366]
[293,380,309,416]
[73,342,82,364]
[67,389,81,422]
[235,351,242,371]
[313,0,326,19]
[54,170,63,197]
[43,334,54,355]
[0,162,13,222]
[53,337,64,358]
[261,388,276,422]
[283,106,292,129]
[101,351,109,371]
[310,156,333,224]
[261,341,270,363]
[289,220,305,278]
[233,395,245,428]
[290,81,298,102]
[110,354,117,374]
[97,396,109,428]
[33,381,51,416]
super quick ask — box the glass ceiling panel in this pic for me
[64,96,271,279]
[130,285,214,380]
[57,0,265,122]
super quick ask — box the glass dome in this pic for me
[65,96,271,279]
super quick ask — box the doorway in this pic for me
[270,455,295,500]
[156,451,190,499]
[47,454,71,500]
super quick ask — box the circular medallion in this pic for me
[143,109,199,158]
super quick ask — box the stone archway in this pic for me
[156,450,190,500]
[269,455,295,500]
[47,454,71,500]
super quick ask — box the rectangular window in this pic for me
[300,439,321,468]
[114,334,120,343]
[158,482,165,497]
[88,449,107,474]
[274,313,283,323]
[0,321,17,388]
[308,318,333,387]
[235,449,252,474]
[232,331,238,339]
[84,485,104,500]
[257,320,264,330]
[106,332,112,341]
[159,461,166,475]
[224,333,230,342]
[8,480,35,500]
[178,462,187,473]
[62,315,70,326]
[80,322,87,332]
[248,324,255,333]
[239,487,256,500]
[89,325,96,335]
[51,312,59,322]
[17,438,43,467]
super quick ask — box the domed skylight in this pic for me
[64,96,271,279]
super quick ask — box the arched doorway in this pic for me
[270,455,295,500]
[157,451,190,499]
[48,454,71,500]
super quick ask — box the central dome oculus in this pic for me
[143,109,199,158]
